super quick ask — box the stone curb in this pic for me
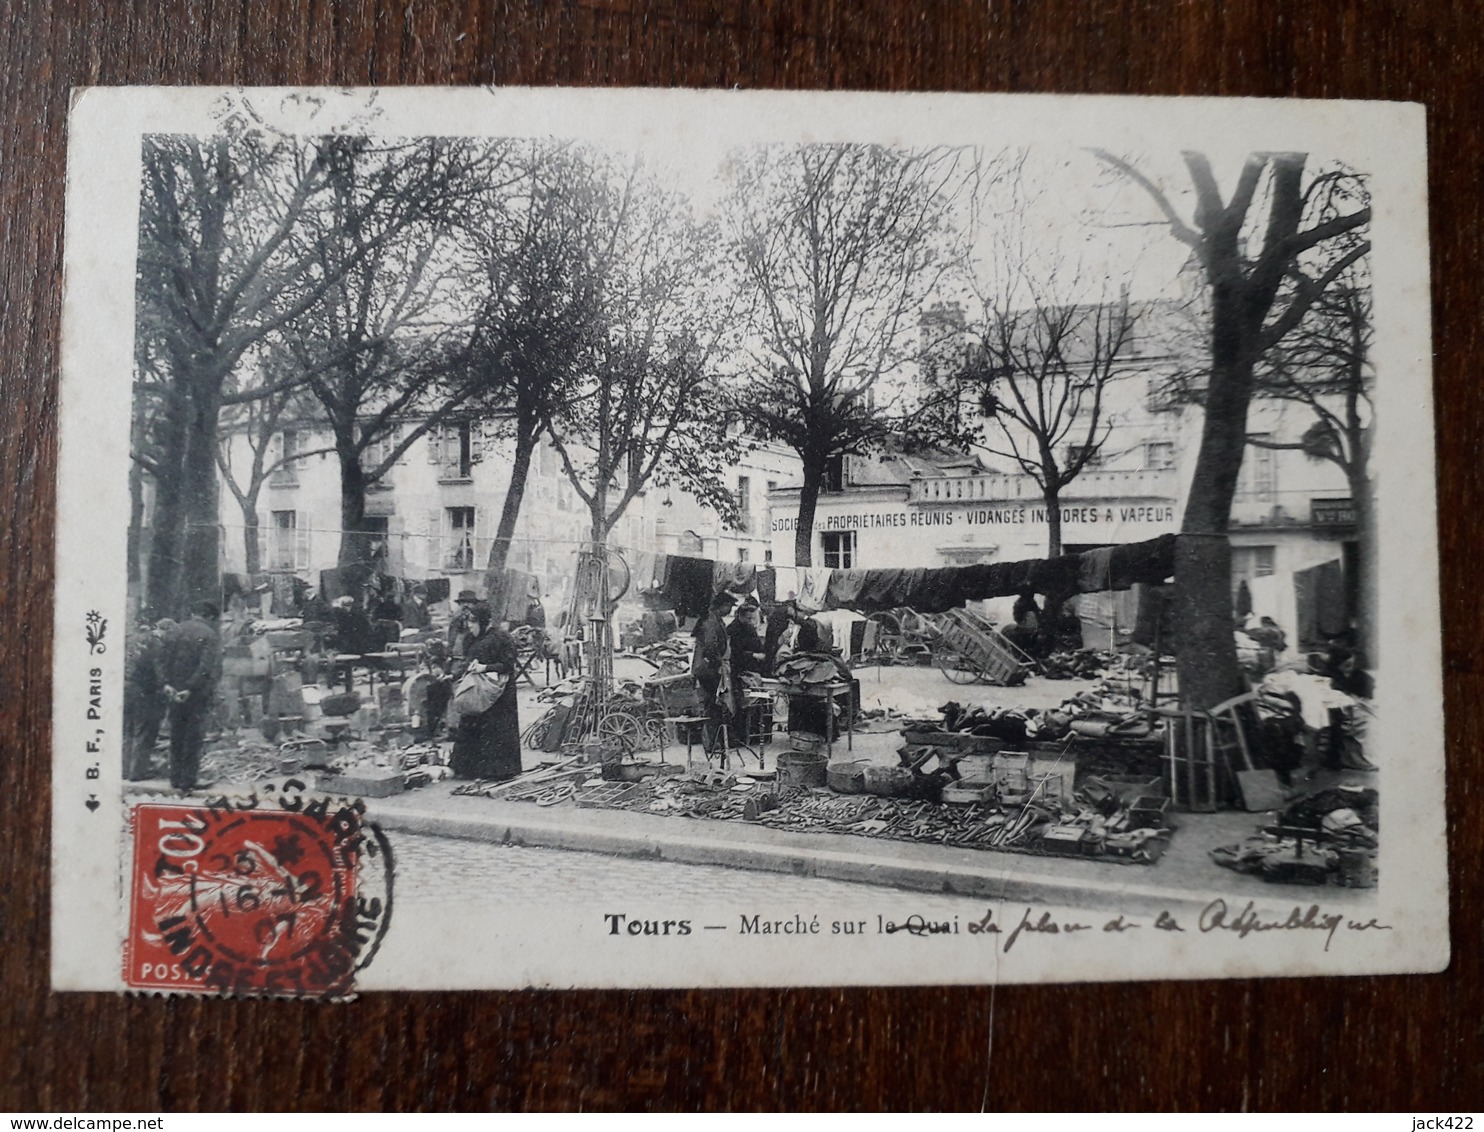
[369,795,1229,915]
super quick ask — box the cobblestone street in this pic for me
[391,829,993,915]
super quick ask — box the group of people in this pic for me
[122,580,543,792]
[689,592,855,756]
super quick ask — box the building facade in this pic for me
[766,319,1361,650]
[213,418,802,616]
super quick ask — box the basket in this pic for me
[777,749,828,788]
[827,759,871,794]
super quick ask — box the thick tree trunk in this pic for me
[1170,533,1240,710]
[127,457,145,621]
[1172,297,1254,709]
[145,399,188,618]
[176,377,225,613]
[1043,483,1063,558]
[336,442,371,570]
[239,494,262,577]
[1350,465,1376,669]
[793,457,825,567]
[486,426,539,578]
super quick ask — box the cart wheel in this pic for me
[934,642,987,685]
[639,716,669,753]
[597,710,642,754]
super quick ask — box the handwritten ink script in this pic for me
[617,901,1394,956]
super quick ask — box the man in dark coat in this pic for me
[123,617,174,781]
[158,602,223,792]
[691,592,736,754]
[401,585,432,631]
[449,604,523,781]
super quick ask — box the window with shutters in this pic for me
[824,455,846,493]
[269,510,309,572]
[1145,440,1176,471]
[360,426,400,491]
[431,421,478,482]
[736,475,752,532]
[1238,436,1278,501]
[269,430,301,487]
[444,506,477,571]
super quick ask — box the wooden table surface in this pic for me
[1,1,1479,1112]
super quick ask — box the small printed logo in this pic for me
[86,610,108,654]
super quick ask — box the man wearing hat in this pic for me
[691,591,736,756]
[158,601,223,792]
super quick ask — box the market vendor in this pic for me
[727,600,767,684]
[326,595,374,654]
[449,603,522,782]
[779,618,858,738]
[1003,590,1042,657]
[691,591,736,755]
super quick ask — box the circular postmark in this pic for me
[125,791,393,997]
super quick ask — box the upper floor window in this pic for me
[1145,440,1176,471]
[444,506,477,572]
[1238,436,1277,502]
[429,421,480,481]
[268,509,308,572]
[361,425,401,489]
[269,429,301,487]
[1067,444,1103,469]
[736,475,752,532]
[824,455,846,493]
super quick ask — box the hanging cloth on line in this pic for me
[825,568,867,608]
[771,566,802,603]
[755,567,777,605]
[797,568,833,613]
[1077,546,1115,594]
[713,561,757,595]
[664,555,715,620]
[1107,533,1177,590]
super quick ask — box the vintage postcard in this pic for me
[53,86,1444,993]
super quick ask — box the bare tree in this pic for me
[720,143,979,565]
[460,142,605,584]
[135,133,336,614]
[215,356,328,576]
[134,127,448,613]
[1097,150,1370,707]
[276,136,495,571]
[545,158,742,551]
[966,250,1140,557]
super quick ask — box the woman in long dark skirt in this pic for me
[449,606,523,782]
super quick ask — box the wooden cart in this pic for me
[931,608,1034,686]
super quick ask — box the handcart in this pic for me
[931,607,1035,686]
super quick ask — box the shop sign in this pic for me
[1311,498,1356,530]
[771,502,1177,533]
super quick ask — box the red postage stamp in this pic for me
[124,794,393,997]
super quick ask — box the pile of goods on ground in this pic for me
[453,739,1175,865]
[1210,784,1379,887]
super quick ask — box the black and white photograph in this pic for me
[51,86,1444,993]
